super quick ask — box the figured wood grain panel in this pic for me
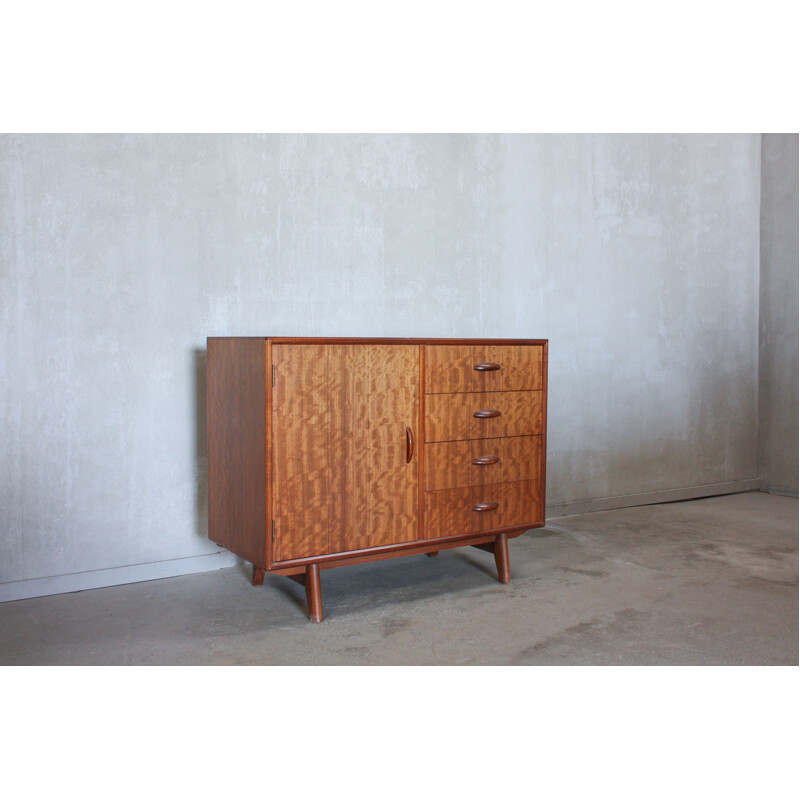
[424,479,542,539]
[425,390,543,442]
[341,344,419,552]
[424,435,542,491]
[207,338,267,567]
[424,485,478,539]
[473,479,542,531]
[425,345,543,394]
[271,344,345,561]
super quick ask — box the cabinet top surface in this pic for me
[208,336,548,345]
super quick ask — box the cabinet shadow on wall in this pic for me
[193,348,209,543]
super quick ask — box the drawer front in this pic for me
[425,390,542,442]
[425,435,542,491]
[425,344,543,394]
[424,480,542,539]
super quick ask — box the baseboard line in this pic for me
[0,477,769,604]
[760,484,799,498]
[0,550,243,604]
[545,478,762,519]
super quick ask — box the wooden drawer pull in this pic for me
[473,362,501,372]
[406,426,414,463]
[471,455,500,466]
[473,409,501,419]
[472,501,499,512]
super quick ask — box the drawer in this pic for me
[424,479,542,539]
[425,344,543,394]
[425,390,542,442]
[425,435,542,491]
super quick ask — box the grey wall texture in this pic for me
[759,133,799,496]
[0,134,769,595]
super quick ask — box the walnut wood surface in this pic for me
[424,479,542,539]
[425,344,543,394]
[494,534,511,584]
[340,344,419,552]
[265,340,274,566]
[268,527,530,573]
[425,390,543,442]
[271,344,345,561]
[272,343,419,561]
[206,337,267,568]
[473,408,502,418]
[425,435,542,491]
[306,563,323,623]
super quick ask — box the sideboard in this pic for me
[207,337,548,621]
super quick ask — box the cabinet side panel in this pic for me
[207,338,267,567]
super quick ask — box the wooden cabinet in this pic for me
[207,337,548,621]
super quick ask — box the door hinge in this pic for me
[272,364,276,386]
[271,520,276,542]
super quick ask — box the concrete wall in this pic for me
[1,134,762,599]
[759,133,799,496]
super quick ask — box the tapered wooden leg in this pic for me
[305,563,323,623]
[425,551,439,557]
[252,566,265,586]
[494,534,510,584]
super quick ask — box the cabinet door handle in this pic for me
[471,455,500,466]
[473,362,501,372]
[406,426,414,463]
[472,501,499,512]
[473,409,501,419]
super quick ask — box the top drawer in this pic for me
[425,344,543,394]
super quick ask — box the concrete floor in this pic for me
[0,491,796,665]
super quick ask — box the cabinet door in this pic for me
[271,344,420,561]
